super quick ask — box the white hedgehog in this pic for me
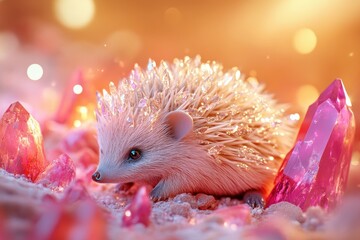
[92,56,295,207]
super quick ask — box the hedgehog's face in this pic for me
[92,111,193,185]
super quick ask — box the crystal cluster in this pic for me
[35,154,76,190]
[0,102,48,181]
[0,102,76,189]
[267,79,355,211]
[33,197,106,239]
[96,56,295,173]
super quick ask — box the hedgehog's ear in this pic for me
[165,111,193,140]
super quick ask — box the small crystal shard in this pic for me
[122,186,152,227]
[36,154,75,190]
[0,102,48,181]
[267,79,355,211]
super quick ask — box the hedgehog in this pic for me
[92,56,295,207]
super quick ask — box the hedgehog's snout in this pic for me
[92,171,102,182]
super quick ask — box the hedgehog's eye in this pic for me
[128,149,142,160]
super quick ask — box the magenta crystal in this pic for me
[36,154,76,190]
[267,79,355,211]
[122,186,152,227]
[0,102,48,181]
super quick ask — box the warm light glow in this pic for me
[296,85,319,112]
[124,210,131,217]
[73,120,81,128]
[293,28,317,54]
[247,77,258,87]
[27,64,44,81]
[351,151,359,166]
[54,0,95,29]
[73,84,83,95]
[164,7,182,26]
[41,88,60,113]
[78,106,88,119]
[289,113,300,121]
[106,31,142,60]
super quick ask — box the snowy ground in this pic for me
[1,167,360,240]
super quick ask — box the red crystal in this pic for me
[122,186,152,227]
[36,154,76,190]
[54,70,85,124]
[0,102,48,181]
[267,79,355,211]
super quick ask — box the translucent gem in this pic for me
[267,79,355,212]
[36,154,76,190]
[201,80,212,94]
[138,98,147,108]
[227,125,239,135]
[195,127,208,135]
[108,81,117,96]
[122,186,152,227]
[0,102,48,181]
[162,69,171,89]
[208,145,224,156]
[126,117,133,123]
[147,59,156,71]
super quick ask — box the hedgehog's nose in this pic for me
[92,171,102,182]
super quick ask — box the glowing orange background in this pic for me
[0,0,359,149]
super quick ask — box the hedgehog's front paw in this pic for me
[244,190,265,209]
[150,181,167,202]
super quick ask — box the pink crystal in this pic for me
[267,79,355,211]
[36,154,76,190]
[0,102,48,181]
[33,199,106,239]
[122,186,152,227]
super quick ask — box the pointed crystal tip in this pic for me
[0,101,47,181]
[317,79,351,111]
[266,79,355,212]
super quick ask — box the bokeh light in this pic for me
[78,106,88,119]
[296,85,319,112]
[73,84,83,95]
[293,28,317,54]
[289,113,300,121]
[73,119,81,128]
[54,0,95,29]
[27,64,44,81]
